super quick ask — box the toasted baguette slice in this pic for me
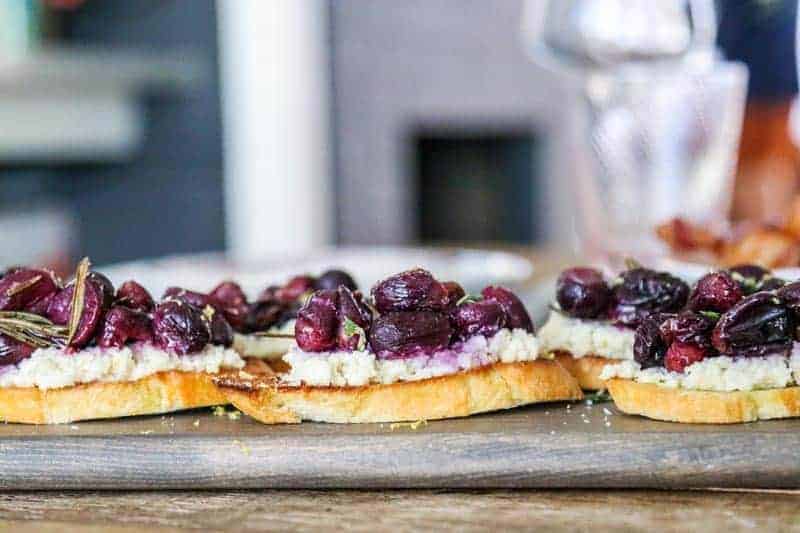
[215,360,583,424]
[0,371,227,424]
[607,378,800,424]
[553,352,617,390]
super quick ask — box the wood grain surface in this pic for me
[0,401,798,490]
[0,489,799,532]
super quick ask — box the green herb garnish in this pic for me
[342,317,367,350]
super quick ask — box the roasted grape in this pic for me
[633,313,669,369]
[96,306,154,349]
[555,267,610,319]
[711,292,792,356]
[481,286,534,332]
[368,310,452,358]
[658,311,715,350]
[371,269,450,313]
[610,268,689,327]
[115,280,155,312]
[295,290,339,352]
[688,271,743,313]
[0,334,34,367]
[450,300,506,341]
[315,270,357,292]
[336,287,372,350]
[0,268,59,312]
[664,342,707,373]
[152,300,210,355]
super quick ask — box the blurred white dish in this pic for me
[100,247,535,298]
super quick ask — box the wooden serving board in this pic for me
[0,401,798,490]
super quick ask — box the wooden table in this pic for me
[1,489,798,531]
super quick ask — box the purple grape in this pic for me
[314,269,358,291]
[777,281,800,322]
[658,311,715,350]
[450,299,507,341]
[688,271,743,313]
[275,275,316,303]
[209,281,250,332]
[610,268,689,327]
[245,300,286,332]
[664,342,707,373]
[46,288,72,325]
[115,280,155,312]
[555,267,610,319]
[0,334,34,367]
[68,279,108,349]
[152,300,210,355]
[336,287,372,350]
[87,272,115,309]
[369,311,452,359]
[481,286,534,332]
[162,287,218,311]
[96,306,154,349]
[633,313,669,369]
[371,269,450,313]
[443,281,466,307]
[295,290,339,352]
[0,268,60,312]
[206,309,234,347]
[728,264,772,294]
[711,292,792,356]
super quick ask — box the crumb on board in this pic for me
[211,406,242,420]
[232,439,251,455]
[139,430,154,435]
[70,425,79,431]
[389,420,428,431]
[212,406,226,417]
[193,419,200,427]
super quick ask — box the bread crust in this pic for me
[216,360,583,424]
[607,378,800,423]
[553,351,617,390]
[0,371,227,424]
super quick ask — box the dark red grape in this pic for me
[276,275,316,303]
[315,269,357,291]
[336,287,372,350]
[68,279,108,349]
[658,311,715,350]
[0,334,34,367]
[664,342,707,373]
[163,287,217,310]
[295,290,339,352]
[369,311,452,359]
[152,300,210,355]
[728,264,772,294]
[633,313,669,369]
[610,268,689,327]
[481,286,534,332]
[688,271,743,313]
[205,308,234,347]
[245,300,286,332]
[759,277,787,292]
[711,292,792,355]
[371,269,450,313]
[46,288,72,325]
[442,281,466,307]
[0,268,59,312]
[450,300,506,341]
[96,306,154,349]
[87,272,115,309]
[555,267,610,319]
[208,282,250,332]
[115,280,154,312]
[777,281,800,323]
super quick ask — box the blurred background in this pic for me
[1,0,799,284]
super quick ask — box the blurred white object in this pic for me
[0,207,76,269]
[100,247,535,299]
[522,0,717,73]
[217,0,333,262]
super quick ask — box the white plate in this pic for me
[100,246,535,298]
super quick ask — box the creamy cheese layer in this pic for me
[233,320,296,360]
[538,311,634,360]
[281,328,541,387]
[600,349,800,392]
[0,344,245,390]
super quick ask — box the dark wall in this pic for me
[56,0,226,264]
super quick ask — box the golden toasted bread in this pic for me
[607,378,800,423]
[214,359,583,424]
[0,371,227,424]
[552,352,618,390]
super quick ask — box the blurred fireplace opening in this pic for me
[415,133,540,245]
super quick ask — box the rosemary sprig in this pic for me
[5,275,42,297]
[66,257,91,346]
[0,311,67,348]
[251,332,295,339]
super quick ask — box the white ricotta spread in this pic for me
[281,328,541,387]
[538,311,634,360]
[233,320,296,360]
[600,350,800,392]
[0,344,245,390]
